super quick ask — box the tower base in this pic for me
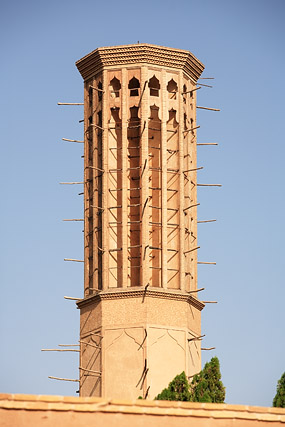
[77,288,204,400]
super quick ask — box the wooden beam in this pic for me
[197,106,220,112]
[41,349,79,352]
[62,138,84,143]
[57,102,83,106]
[48,376,79,382]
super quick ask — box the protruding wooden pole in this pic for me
[183,203,200,212]
[48,376,79,382]
[181,86,201,95]
[197,106,220,111]
[198,83,213,88]
[90,85,105,93]
[183,125,200,134]
[184,246,200,255]
[183,167,203,173]
[58,102,83,106]
[198,262,216,265]
[197,184,222,187]
[187,287,205,293]
[188,334,206,342]
[79,367,101,375]
[41,349,80,352]
[62,138,84,143]
[63,219,84,221]
[60,182,84,185]
[58,344,80,347]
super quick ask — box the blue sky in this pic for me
[0,0,284,406]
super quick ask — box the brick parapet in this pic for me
[1,394,285,422]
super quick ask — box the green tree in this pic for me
[273,372,285,408]
[155,371,191,401]
[189,357,225,403]
[155,357,225,403]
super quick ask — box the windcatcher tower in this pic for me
[76,44,205,400]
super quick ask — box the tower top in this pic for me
[76,43,204,82]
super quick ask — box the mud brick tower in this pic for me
[76,44,205,400]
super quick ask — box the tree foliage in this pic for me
[189,357,225,403]
[155,357,225,403]
[273,372,285,408]
[155,371,191,401]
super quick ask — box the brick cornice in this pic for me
[76,43,204,83]
[77,287,205,311]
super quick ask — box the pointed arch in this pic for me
[110,107,121,123]
[168,109,178,126]
[149,75,160,97]
[128,77,140,97]
[88,86,93,107]
[129,106,139,120]
[149,104,160,121]
[109,77,121,98]
[98,81,103,102]
[167,79,178,99]
[183,84,187,104]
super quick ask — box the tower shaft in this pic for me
[76,44,205,399]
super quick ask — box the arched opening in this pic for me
[127,106,141,287]
[130,106,139,119]
[109,77,121,98]
[108,106,122,288]
[184,113,188,130]
[166,108,179,290]
[110,106,120,123]
[168,109,178,125]
[98,81,103,102]
[149,105,160,121]
[128,77,140,97]
[167,79,178,99]
[149,75,160,97]
[183,84,187,104]
[88,86,93,107]
[148,105,161,287]
[97,111,102,128]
